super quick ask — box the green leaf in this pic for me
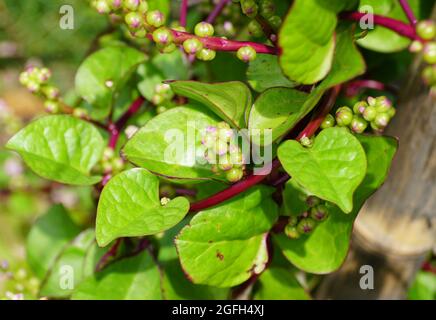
[253,267,310,300]
[123,105,224,182]
[6,115,104,185]
[72,251,163,300]
[40,229,95,298]
[158,222,229,300]
[175,186,278,287]
[408,271,436,300]
[96,168,190,247]
[169,81,251,129]
[75,46,146,119]
[247,55,296,92]
[26,205,81,279]
[357,0,423,53]
[275,135,398,274]
[147,0,170,16]
[137,50,189,101]
[248,88,308,144]
[279,0,345,84]
[257,25,366,145]
[278,127,367,213]
[281,179,312,216]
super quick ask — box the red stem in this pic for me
[341,11,420,41]
[344,79,398,97]
[206,0,231,24]
[180,0,188,28]
[95,238,122,272]
[189,87,341,212]
[399,0,418,27]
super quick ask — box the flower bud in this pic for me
[350,116,368,134]
[353,101,368,115]
[183,38,204,54]
[423,42,436,65]
[44,100,60,114]
[363,105,377,122]
[297,218,317,234]
[320,114,335,129]
[375,96,392,113]
[226,167,244,183]
[259,0,275,19]
[374,113,390,128]
[196,48,217,61]
[95,0,111,14]
[285,225,301,239]
[267,15,282,30]
[248,20,263,37]
[236,46,257,62]
[310,204,329,221]
[416,20,436,41]
[194,22,215,37]
[335,106,353,127]
[241,0,258,18]
[123,0,140,11]
[146,10,166,28]
[152,27,173,45]
[409,40,423,53]
[125,12,143,29]
[306,195,321,207]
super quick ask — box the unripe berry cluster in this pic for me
[284,196,329,240]
[19,66,62,114]
[322,96,396,134]
[93,147,125,176]
[200,122,245,183]
[409,20,436,95]
[0,262,40,300]
[151,83,174,114]
[234,0,281,31]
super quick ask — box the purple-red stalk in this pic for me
[399,0,418,27]
[180,0,188,28]
[206,0,231,24]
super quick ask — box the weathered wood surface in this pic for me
[317,10,436,299]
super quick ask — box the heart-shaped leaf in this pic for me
[75,46,146,119]
[169,81,251,129]
[247,55,296,92]
[275,135,398,273]
[278,127,367,213]
[96,168,190,247]
[123,104,224,182]
[6,115,104,185]
[72,250,162,300]
[175,186,278,287]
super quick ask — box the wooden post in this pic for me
[316,10,436,299]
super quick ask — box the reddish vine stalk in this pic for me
[189,86,341,212]
[206,0,231,24]
[180,0,188,28]
[399,0,418,27]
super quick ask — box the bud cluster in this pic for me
[151,83,175,114]
[19,66,62,114]
[322,96,396,134]
[234,0,281,32]
[93,147,125,176]
[284,196,329,240]
[200,122,245,183]
[0,262,40,300]
[409,20,436,96]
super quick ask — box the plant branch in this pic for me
[344,79,398,97]
[61,104,109,132]
[255,15,278,46]
[341,11,420,41]
[180,0,188,28]
[95,238,122,272]
[189,87,341,212]
[147,29,278,55]
[206,0,231,24]
[399,0,418,27]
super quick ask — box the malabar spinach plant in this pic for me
[4,0,436,299]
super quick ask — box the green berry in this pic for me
[297,218,317,234]
[423,42,436,65]
[230,150,244,167]
[157,43,177,53]
[123,0,140,11]
[102,147,115,161]
[152,27,173,45]
[237,46,257,62]
[241,0,259,18]
[73,108,88,119]
[259,0,275,19]
[310,204,329,221]
[300,136,313,148]
[41,86,60,100]
[306,195,321,207]
[108,0,122,10]
[44,100,60,114]
[353,101,368,115]
[218,155,233,171]
[138,0,149,13]
[387,107,396,119]
[370,120,383,133]
[321,114,335,129]
[350,116,368,134]
[196,48,217,61]
[416,20,436,41]
[95,0,111,14]
[335,106,353,127]
[194,22,215,37]
[284,225,301,239]
[146,10,166,28]
[214,139,228,156]
[131,28,147,38]
[422,65,436,86]
[374,113,390,128]
[125,11,143,29]
[375,96,392,113]
[367,96,377,107]
[288,215,299,227]
[409,40,423,53]
[363,105,377,122]
[268,15,282,30]
[248,20,263,37]
[183,38,204,54]
[226,167,244,183]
